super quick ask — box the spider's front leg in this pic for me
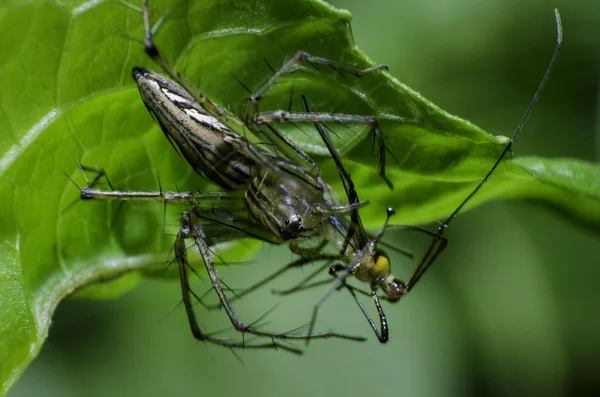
[176,210,366,351]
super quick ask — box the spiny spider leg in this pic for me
[244,51,392,188]
[80,181,295,246]
[178,210,366,343]
[174,223,305,354]
[244,51,388,119]
[257,112,391,189]
[74,163,295,248]
[80,179,234,206]
[256,111,390,189]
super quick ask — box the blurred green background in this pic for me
[10,0,600,396]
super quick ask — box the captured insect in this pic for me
[78,0,563,350]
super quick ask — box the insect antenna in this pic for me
[405,9,563,293]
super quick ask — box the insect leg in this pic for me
[348,287,389,343]
[311,264,390,342]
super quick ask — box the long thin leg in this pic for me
[346,287,389,343]
[174,213,304,353]
[328,264,390,342]
[265,258,389,342]
[272,266,390,342]
[257,111,392,188]
[76,164,308,246]
[75,162,238,206]
[254,110,394,189]
[406,235,448,291]
[273,278,384,302]
[244,51,392,188]
[244,51,388,122]
[181,210,366,343]
[81,187,229,205]
[257,111,392,189]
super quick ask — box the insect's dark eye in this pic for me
[385,278,407,302]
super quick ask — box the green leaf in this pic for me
[0,0,598,393]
